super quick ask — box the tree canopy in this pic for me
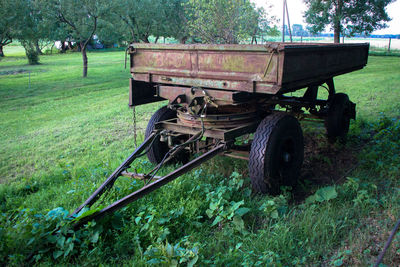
[0,0,15,57]
[39,0,112,76]
[3,0,277,73]
[304,0,394,43]
[185,0,276,44]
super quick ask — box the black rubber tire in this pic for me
[248,113,304,194]
[325,93,351,143]
[145,106,177,164]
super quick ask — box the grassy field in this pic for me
[0,45,399,266]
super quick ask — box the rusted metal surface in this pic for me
[223,150,250,161]
[72,131,159,216]
[157,85,255,105]
[177,104,259,128]
[73,142,227,228]
[177,111,257,128]
[128,42,369,97]
[121,171,162,181]
[156,118,260,141]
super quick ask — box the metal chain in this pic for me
[133,106,137,148]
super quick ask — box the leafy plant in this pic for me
[259,195,289,220]
[204,172,250,232]
[306,186,338,204]
[143,237,199,266]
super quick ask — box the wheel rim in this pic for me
[278,136,296,179]
[281,137,295,164]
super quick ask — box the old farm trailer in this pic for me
[72,43,369,226]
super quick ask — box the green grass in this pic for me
[0,46,399,266]
[369,46,400,57]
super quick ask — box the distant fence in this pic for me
[250,35,399,55]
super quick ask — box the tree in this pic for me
[247,4,278,44]
[185,0,275,44]
[12,0,44,64]
[162,0,190,43]
[40,0,110,77]
[0,0,16,57]
[108,0,182,44]
[304,0,394,43]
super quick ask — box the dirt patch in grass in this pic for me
[292,127,365,201]
[301,132,359,185]
[0,69,29,76]
[0,69,47,76]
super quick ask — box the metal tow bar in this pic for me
[71,131,227,228]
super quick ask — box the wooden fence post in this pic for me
[388,38,391,52]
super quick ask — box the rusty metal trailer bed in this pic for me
[71,42,369,226]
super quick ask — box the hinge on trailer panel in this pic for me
[125,44,136,69]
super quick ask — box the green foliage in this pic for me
[185,0,276,44]
[143,237,199,266]
[8,0,43,63]
[329,249,352,266]
[306,186,338,204]
[39,0,109,44]
[0,0,15,55]
[363,115,400,179]
[38,0,112,76]
[204,172,250,231]
[259,195,289,219]
[304,0,394,42]
[102,0,189,44]
[0,206,104,263]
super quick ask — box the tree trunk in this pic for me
[60,41,66,53]
[333,0,342,43]
[35,40,43,55]
[80,42,88,78]
[334,24,341,43]
[180,36,188,44]
[0,45,4,57]
[154,36,159,44]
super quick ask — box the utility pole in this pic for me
[282,0,286,42]
[282,0,293,42]
[286,0,293,42]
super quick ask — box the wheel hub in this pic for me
[282,152,291,163]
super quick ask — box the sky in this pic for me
[252,0,400,35]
